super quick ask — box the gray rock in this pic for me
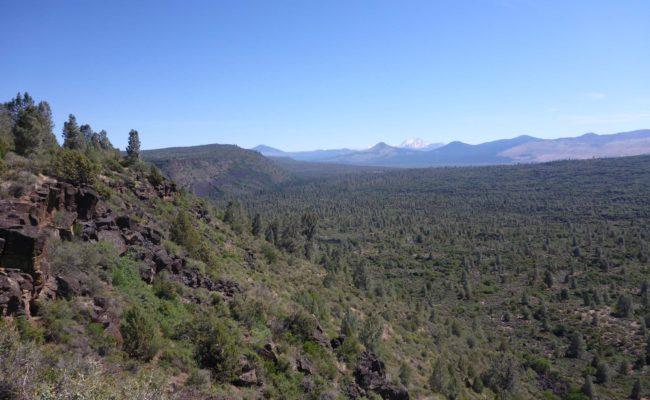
[97,230,127,255]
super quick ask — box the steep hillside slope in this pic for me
[143,144,289,198]
[0,156,410,400]
[0,94,410,400]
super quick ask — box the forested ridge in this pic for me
[0,92,649,399]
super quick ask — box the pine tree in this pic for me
[595,361,610,384]
[170,210,201,256]
[36,101,57,147]
[252,213,263,236]
[352,264,368,290]
[62,114,82,149]
[581,375,594,399]
[341,309,358,336]
[566,332,585,358]
[12,105,43,155]
[544,270,554,288]
[97,129,112,150]
[6,92,34,122]
[615,294,633,318]
[360,314,383,352]
[630,378,641,400]
[399,362,412,387]
[80,124,94,145]
[301,211,318,241]
[126,129,141,161]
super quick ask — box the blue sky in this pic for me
[1,0,649,151]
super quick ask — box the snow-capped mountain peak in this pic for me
[399,138,431,149]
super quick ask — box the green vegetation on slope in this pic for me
[142,143,289,198]
[0,93,404,399]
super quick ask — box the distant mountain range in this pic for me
[141,130,650,199]
[254,130,650,167]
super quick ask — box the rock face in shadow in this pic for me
[0,180,118,315]
[351,352,410,400]
[0,269,33,316]
[0,182,101,284]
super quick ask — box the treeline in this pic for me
[0,92,146,184]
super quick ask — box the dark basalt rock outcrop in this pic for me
[0,269,33,316]
[55,274,82,299]
[234,358,260,387]
[0,181,112,316]
[330,334,346,349]
[0,224,48,278]
[258,343,278,363]
[297,356,314,375]
[352,352,409,400]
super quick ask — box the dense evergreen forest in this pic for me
[1,92,649,399]
[238,156,650,399]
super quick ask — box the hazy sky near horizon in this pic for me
[1,1,649,151]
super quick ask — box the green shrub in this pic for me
[302,340,337,379]
[524,354,551,375]
[430,359,459,399]
[170,210,202,257]
[51,148,100,185]
[153,273,179,301]
[106,157,123,172]
[261,244,278,264]
[15,316,44,344]
[614,294,633,318]
[186,369,212,391]
[481,354,519,395]
[566,332,585,358]
[4,170,37,198]
[399,362,413,387]
[120,305,160,361]
[41,299,76,343]
[566,386,590,400]
[148,164,164,187]
[336,335,361,364]
[341,309,358,337]
[230,292,269,328]
[261,356,303,399]
[293,289,330,321]
[159,343,195,373]
[190,316,242,382]
[594,361,610,384]
[94,181,113,199]
[283,311,318,342]
[86,322,117,356]
[49,240,103,275]
[360,314,383,353]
